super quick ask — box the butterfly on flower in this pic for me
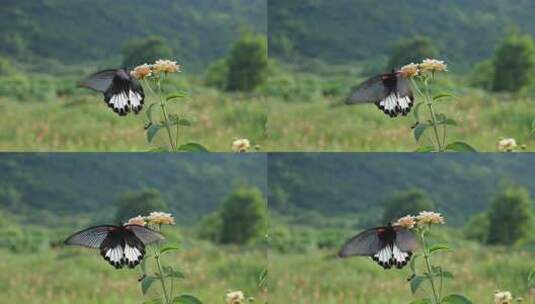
[79,69,145,116]
[338,223,419,269]
[64,224,164,269]
[345,70,414,117]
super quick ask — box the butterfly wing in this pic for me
[78,69,118,93]
[64,225,117,248]
[338,227,383,257]
[124,225,165,245]
[345,75,390,105]
[394,75,414,116]
[394,228,419,252]
[104,69,145,116]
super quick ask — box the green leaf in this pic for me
[413,123,428,142]
[440,118,457,126]
[141,276,156,295]
[445,142,477,152]
[167,115,192,127]
[143,299,162,304]
[146,124,162,143]
[433,93,453,102]
[177,142,209,152]
[413,102,424,122]
[528,268,535,287]
[409,298,432,304]
[162,266,185,279]
[414,146,435,152]
[258,268,268,288]
[166,92,187,101]
[173,294,203,304]
[410,275,425,294]
[145,102,158,123]
[160,244,180,255]
[441,271,454,279]
[429,243,450,254]
[442,294,473,304]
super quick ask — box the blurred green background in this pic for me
[0,154,268,303]
[0,0,268,151]
[266,0,535,151]
[268,153,535,303]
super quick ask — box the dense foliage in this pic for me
[487,186,534,245]
[492,33,535,92]
[219,186,268,244]
[121,36,174,69]
[268,0,535,70]
[0,0,266,70]
[226,33,268,91]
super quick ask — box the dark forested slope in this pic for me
[268,154,535,223]
[0,154,266,221]
[0,0,266,68]
[269,0,535,68]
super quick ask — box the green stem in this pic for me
[155,252,171,304]
[156,79,176,152]
[421,230,441,304]
[423,79,443,152]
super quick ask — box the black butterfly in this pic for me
[64,224,164,269]
[338,223,419,269]
[345,70,414,117]
[79,69,145,116]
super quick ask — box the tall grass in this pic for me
[269,246,535,303]
[0,240,267,304]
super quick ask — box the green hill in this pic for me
[268,0,535,69]
[0,0,266,69]
[0,154,266,224]
[268,154,535,224]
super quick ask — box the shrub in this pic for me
[226,33,268,91]
[487,186,534,245]
[388,36,439,70]
[492,33,535,92]
[382,189,434,223]
[220,186,267,244]
[122,36,174,69]
[114,188,168,223]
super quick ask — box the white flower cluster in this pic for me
[125,211,175,226]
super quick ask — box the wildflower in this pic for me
[498,138,517,152]
[395,215,416,229]
[399,63,420,78]
[232,138,251,152]
[153,59,181,73]
[419,59,448,72]
[126,215,147,226]
[494,291,513,304]
[130,64,153,79]
[226,290,245,304]
[416,211,444,225]
[146,211,175,225]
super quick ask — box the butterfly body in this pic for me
[64,224,164,269]
[345,71,414,117]
[338,223,418,269]
[79,69,145,116]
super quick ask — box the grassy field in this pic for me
[0,87,267,152]
[266,91,535,152]
[270,245,535,303]
[0,240,267,304]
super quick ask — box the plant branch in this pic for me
[156,79,177,152]
[421,229,441,304]
[423,79,443,151]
